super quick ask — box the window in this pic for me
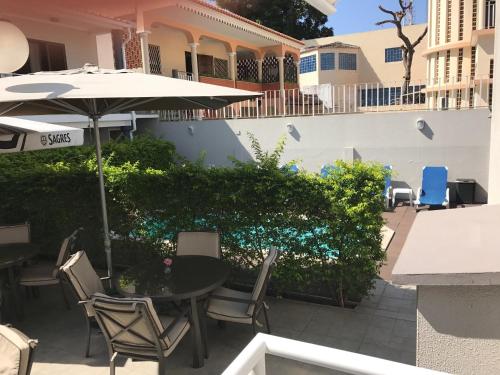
[198,54,214,77]
[456,89,462,109]
[472,0,478,30]
[300,55,317,74]
[385,47,402,63]
[214,58,228,78]
[490,58,495,78]
[320,53,335,70]
[458,0,465,40]
[470,46,477,79]
[435,0,441,45]
[485,0,496,29]
[148,44,162,75]
[339,53,357,70]
[457,48,464,81]
[446,0,452,43]
[445,50,451,83]
[434,52,440,82]
[15,39,67,74]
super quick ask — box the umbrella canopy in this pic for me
[0,64,260,116]
[0,116,84,153]
[0,65,261,278]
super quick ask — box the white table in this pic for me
[392,187,413,207]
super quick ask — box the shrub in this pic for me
[0,135,386,305]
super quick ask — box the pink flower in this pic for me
[163,258,173,267]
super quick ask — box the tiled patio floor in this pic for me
[17,206,417,375]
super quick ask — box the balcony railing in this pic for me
[158,75,493,121]
[485,0,496,29]
[222,333,448,375]
[172,70,194,81]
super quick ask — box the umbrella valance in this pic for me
[0,116,84,153]
[0,65,261,116]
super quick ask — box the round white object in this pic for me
[0,21,29,73]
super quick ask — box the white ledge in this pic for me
[393,205,500,286]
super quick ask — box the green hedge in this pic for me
[0,136,386,305]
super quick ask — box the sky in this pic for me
[326,0,428,35]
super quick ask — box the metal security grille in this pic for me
[339,53,357,70]
[385,48,402,63]
[149,44,162,75]
[237,59,258,82]
[214,58,229,79]
[263,56,279,83]
[284,55,297,83]
[299,55,316,74]
[320,53,335,70]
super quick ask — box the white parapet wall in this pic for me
[417,285,500,374]
[141,109,491,202]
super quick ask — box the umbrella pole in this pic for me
[92,115,113,279]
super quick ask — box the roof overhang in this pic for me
[305,0,337,15]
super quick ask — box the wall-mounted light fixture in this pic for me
[287,123,295,134]
[416,118,426,131]
[188,125,194,135]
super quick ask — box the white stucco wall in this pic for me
[10,16,100,69]
[417,285,500,374]
[140,109,491,202]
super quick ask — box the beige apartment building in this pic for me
[300,25,428,110]
[426,0,495,109]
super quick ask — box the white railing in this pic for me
[222,334,449,375]
[159,75,493,121]
[176,71,194,81]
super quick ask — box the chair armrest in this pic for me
[159,305,190,340]
[210,294,256,305]
[100,276,111,281]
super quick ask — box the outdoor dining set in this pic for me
[0,225,278,375]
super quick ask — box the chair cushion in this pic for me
[0,325,32,375]
[112,314,190,358]
[176,232,220,258]
[0,224,30,245]
[19,263,59,286]
[61,251,104,317]
[207,287,252,324]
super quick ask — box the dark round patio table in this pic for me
[114,255,230,368]
[0,243,39,321]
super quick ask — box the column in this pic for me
[138,31,151,74]
[295,60,301,88]
[257,59,263,82]
[190,42,200,81]
[228,52,237,81]
[487,0,500,203]
[277,56,285,93]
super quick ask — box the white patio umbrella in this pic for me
[0,64,261,277]
[0,116,83,153]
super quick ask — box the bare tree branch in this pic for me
[375,20,397,26]
[412,26,428,48]
[378,5,397,19]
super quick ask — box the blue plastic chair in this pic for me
[320,164,336,178]
[384,165,393,208]
[415,166,449,208]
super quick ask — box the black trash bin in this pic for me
[455,179,476,204]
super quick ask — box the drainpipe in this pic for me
[129,111,137,140]
[121,27,132,69]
